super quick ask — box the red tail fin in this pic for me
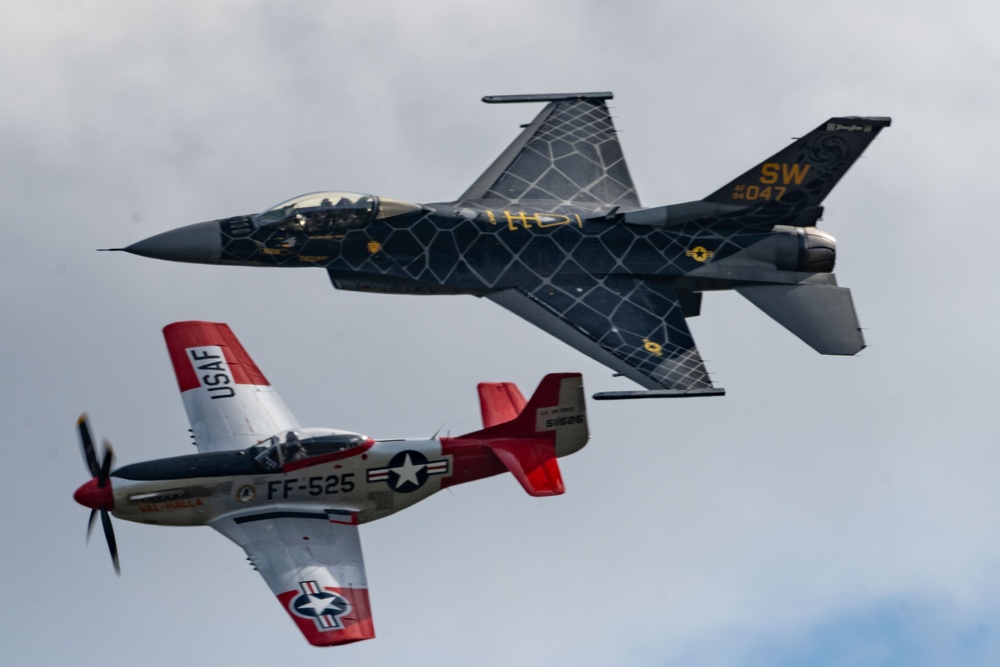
[458,373,587,497]
[478,382,527,428]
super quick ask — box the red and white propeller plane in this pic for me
[73,321,588,646]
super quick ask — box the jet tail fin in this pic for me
[736,284,865,355]
[458,373,588,497]
[703,116,891,210]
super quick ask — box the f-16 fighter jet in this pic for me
[119,94,891,398]
[73,321,588,646]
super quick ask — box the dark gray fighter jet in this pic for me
[120,93,890,399]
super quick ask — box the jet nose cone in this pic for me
[74,478,114,511]
[125,220,223,264]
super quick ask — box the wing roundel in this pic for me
[212,512,374,647]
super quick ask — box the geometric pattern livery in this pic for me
[518,275,712,390]
[128,96,890,395]
[461,95,641,209]
[479,271,716,392]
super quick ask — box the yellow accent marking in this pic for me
[535,213,574,228]
[503,210,535,230]
[299,256,329,263]
[487,210,583,231]
[760,163,779,184]
[367,240,381,254]
[260,247,290,256]
[685,246,713,262]
[760,162,811,185]
[782,163,810,184]
[643,339,664,357]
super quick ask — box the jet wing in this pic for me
[164,321,299,453]
[486,276,724,399]
[459,92,641,209]
[212,510,374,646]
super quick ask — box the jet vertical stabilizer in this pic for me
[703,116,891,211]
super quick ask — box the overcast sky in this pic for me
[3,1,999,665]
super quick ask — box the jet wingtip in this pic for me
[592,388,727,400]
[482,91,614,104]
[824,116,893,128]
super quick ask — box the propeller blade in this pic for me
[77,414,100,477]
[98,440,115,487]
[76,417,121,574]
[86,508,98,543]
[100,509,120,576]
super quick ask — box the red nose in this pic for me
[74,478,114,511]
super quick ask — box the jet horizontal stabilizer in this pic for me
[736,284,865,355]
[593,388,727,400]
[482,91,613,104]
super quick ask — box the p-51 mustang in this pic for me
[73,321,587,646]
[118,93,890,398]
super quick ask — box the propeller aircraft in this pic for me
[73,320,588,646]
[117,93,890,398]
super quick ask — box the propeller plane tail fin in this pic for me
[455,373,588,496]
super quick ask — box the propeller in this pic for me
[75,414,120,575]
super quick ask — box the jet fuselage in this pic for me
[135,199,831,299]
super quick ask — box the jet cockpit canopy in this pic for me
[255,191,421,235]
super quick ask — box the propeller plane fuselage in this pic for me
[78,432,523,528]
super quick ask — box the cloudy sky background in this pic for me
[3,1,999,664]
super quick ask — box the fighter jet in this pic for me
[119,93,891,398]
[74,320,588,646]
